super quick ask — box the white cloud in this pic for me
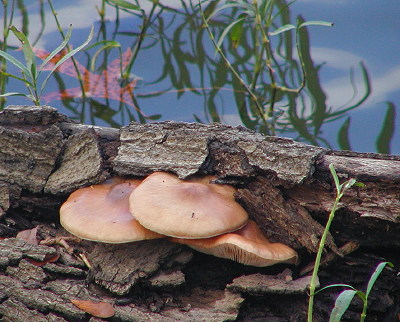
[310,47,365,70]
[324,64,400,109]
[2,0,191,48]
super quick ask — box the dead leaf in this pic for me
[26,253,60,267]
[16,227,38,244]
[70,299,115,318]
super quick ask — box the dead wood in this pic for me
[0,105,399,321]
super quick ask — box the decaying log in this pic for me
[0,105,399,321]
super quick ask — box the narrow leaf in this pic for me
[39,25,73,71]
[337,117,352,151]
[0,50,31,75]
[10,26,36,80]
[216,17,247,51]
[269,24,296,36]
[376,102,396,154]
[0,71,34,86]
[0,92,29,98]
[329,164,340,193]
[298,21,333,29]
[40,26,94,94]
[89,41,121,71]
[365,262,393,298]
[329,290,357,322]
[107,0,140,10]
[230,13,247,48]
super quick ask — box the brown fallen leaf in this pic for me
[16,227,38,244]
[70,299,115,318]
[26,253,60,267]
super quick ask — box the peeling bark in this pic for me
[0,105,399,321]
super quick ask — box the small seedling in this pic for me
[0,25,93,105]
[307,164,356,321]
[326,261,394,322]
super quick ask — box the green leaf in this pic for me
[0,70,34,86]
[40,25,94,94]
[376,102,396,154]
[269,24,296,36]
[338,117,352,151]
[85,40,121,51]
[230,13,247,48]
[0,49,31,76]
[365,262,393,299]
[298,20,334,29]
[87,40,121,71]
[39,25,73,71]
[205,3,251,23]
[329,289,358,322]
[216,17,247,51]
[329,164,340,193]
[10,26,36,80]
[0,92,28,98]
[107,0,140,10]
[315,284,356,295]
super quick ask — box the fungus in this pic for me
[60,177,164,243]
[129,172,249,239]
[170,220,299,267]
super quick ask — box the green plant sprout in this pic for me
[0,25,93,105]
[327,261,394,322]
[307,163,357,321]
[307,165,394,321]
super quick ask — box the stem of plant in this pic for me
[47,0,87,99]
[307,164,355,322]
[122,0,159,80]
[198,0,267,124]
[307,195,341,322]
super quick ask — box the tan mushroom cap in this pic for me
[60,177,164,243]
[129,172,249,239]
[170,220,299,267]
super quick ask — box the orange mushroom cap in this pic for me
[170,220,299,267]
[60,177,164,243]
[129,172,249,239]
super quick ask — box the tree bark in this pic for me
[0,105,399,321]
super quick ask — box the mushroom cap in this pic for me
[60,177,164,243]
[129,172,249,239]
[170,220,299,267]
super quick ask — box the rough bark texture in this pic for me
[0,105,399,321]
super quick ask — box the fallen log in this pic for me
[0,105,399,321]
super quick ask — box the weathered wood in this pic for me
[113,121,325,184]
[0,105,399,321]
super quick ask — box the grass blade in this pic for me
[365,262,393,298]
[329,289,357,322]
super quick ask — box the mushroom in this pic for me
[129,172,249,239]
[170,220,299,267]
[60,177,164,243]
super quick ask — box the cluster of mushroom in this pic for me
[60,172,299,267]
